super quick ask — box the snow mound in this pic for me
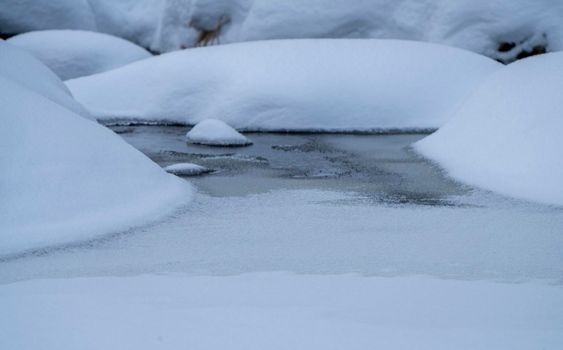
[415,52,563,206]
[7,30,152,80]
[67,39,501,132]
[0,41,90,118]
[164,163,212,176]
[0,76,191,255]
[186,119,252,146]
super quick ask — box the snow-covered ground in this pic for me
[416,52,563,206]
[7,30,152,80]
[3,0,563,62]
[0,44,191,255]
[67,39,500,131]
[1,273,562,350]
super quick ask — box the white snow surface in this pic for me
[1,273,562,350]
[3,0,563,62]
[0,76,191,255]
[0,41,90,118]
[164,163,211,176]
[67,39,501,131]
[7,30,152,80]
[416,52,563,206]
[186,119,252,146]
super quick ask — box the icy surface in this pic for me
[8,30,152,80]
[2,127,562,283]
[2,127,562,349]
[1,273,562,350]
[416,52,563,206]
[0,80,191,256]
[67,39,500,131]
[0,41,90,118]
[164,162,211,176]
[186,119,252,146]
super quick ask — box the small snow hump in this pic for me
[164,163,212,176]
[186,119,252,147]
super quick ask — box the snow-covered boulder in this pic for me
[0,76,191,255]
[67,39,501,132]
[186,119,252,146]
[152,0,563,62]
[0,41,90,118]
[164,163,212,176]
[415,52,563,206]
[8,30,152,80]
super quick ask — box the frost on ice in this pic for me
[186,119,253,147]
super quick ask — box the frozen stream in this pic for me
[1,126,563,284]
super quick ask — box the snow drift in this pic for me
[0,53,191,255]
[67,39,501,132]
[8,30,152,80]
[416,52,563,206]
[3,0,563,62]
[0,41,90,118]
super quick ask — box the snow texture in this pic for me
[416,52,563,206]
[164,163,211,176]
[186,119,252,146]
[3,0,563,62]
[1,273,562,350]
[67,39,501,131]
[0,59,192,255]
[0,41,90,118]
[7,30,152,80]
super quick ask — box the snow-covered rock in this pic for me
[164,163,212,176]
[0,41,90,118]
[4,0,563,62]
[67,39,501,132]
[7,30,152,80]
[186,119,252,146]
[152,0,563,62]
[415,52,563,206]
[0,76,191,255]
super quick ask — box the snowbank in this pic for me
[0,76,191,255]
[186,119,252,146]
[1,273,562,350]
[0,41,90,118]
[124,0,563,62]
[7,30,152,80]
[416,52,563,206]
[67,39,501,132]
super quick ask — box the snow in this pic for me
[4,1,563,62]
[7,30,152,80]
[415,52,563,207]
[1,273,562,350]
[0,75,192,255]
[67,39,501,131]
[164,162,212,176]
[0,0,96,34]
[186,119,253,146]
[0,41,90,118]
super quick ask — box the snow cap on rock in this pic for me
[186,119,252,147]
